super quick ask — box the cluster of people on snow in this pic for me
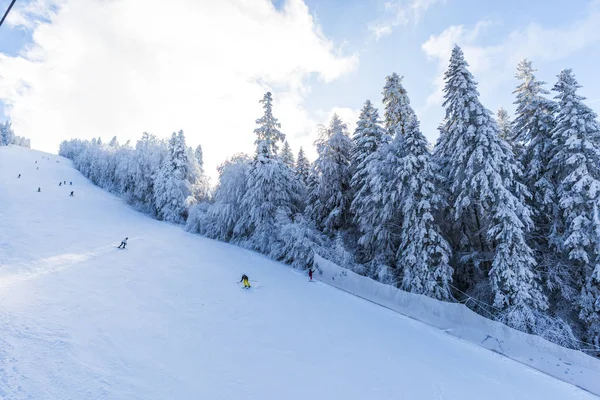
[18,159,75,196]
[58,46,600,355]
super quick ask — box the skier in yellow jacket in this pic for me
[240,274,251,288]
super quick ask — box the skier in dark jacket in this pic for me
[240,274,250,288]
[17,174,20,178]
[118,237,128,249]
[308,268,314,281]
[70,191,74,196]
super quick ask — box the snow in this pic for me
[0,145,598,399]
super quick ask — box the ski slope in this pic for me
[0,145,596,400]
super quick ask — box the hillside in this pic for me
[0,145,596,399]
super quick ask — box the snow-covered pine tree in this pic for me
[511,60,565,300]
[549,69,600,347]
[153,130,194,223]
[0,121,15,146]
[350,100,386,240]
[383,73,415,138]
[353,75,412,277]
[306,114,353,236]
[194,144,204,173]
[496,107,513,143]
[197,153,252,241]
[280,140,295,168]
[435,46,547,328]
[233,92,301,253]
[396,116,453,300]
[295,147,310,187]
[130,133,167,214]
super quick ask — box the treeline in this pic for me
[1,121,31,148]
[60,131,210,221]
[60,45,600,354]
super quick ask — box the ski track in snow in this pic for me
[0,145,597,399]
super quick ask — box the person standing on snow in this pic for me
[118,237,128,249]
[308,268,314,281]
[240,274,251,288]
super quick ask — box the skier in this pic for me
[70,191,74,196]
[118,237,128,249]
[17,174,20,178]
[240,274,251,288]
[308,268,314,281]
[64,181,66,184]
[70,181,72,185]
[59,182,62,186]
[37,187,41,192]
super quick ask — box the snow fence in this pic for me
[314,254,600,395]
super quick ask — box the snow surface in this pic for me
[0,145,598,400]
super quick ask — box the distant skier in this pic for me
[64,181,66,184]
[17,174,20,178]
[240,274,251,288]
[70,191,74,196]
[59,182,62,186]
[70,181,72,185]
[37,187,41,192]
[118,237,128,249]
[308,268,314,281]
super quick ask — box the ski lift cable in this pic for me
[0,0,17,29]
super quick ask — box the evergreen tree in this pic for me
[153,130,194,223]
[350,100,386,241]
[234,93,300,253]
[194,144,204,172]
[295,147,310,187]
[549,69,600,347]
[396,117,453,300]
[280,140,295,168]
[306,114,353,236]
[130,133,167,214]
[496,107,513,143]
[382,73,415,138]
[109,136,119,148]
[435,46,547,327]
[201,154,252,241]
[353,75,412,276]
[0,121,15,146]
[512,60,564,299]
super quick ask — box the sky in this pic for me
[1,0,600,180]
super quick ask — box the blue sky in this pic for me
[1,0,599,177]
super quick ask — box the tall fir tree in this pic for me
[194,144,204,172]
[295,147,310,187]
[549,69,600,347]
[353,75,412,277]
[350,100,386,241]
[234,92,300,253]
[306,114,353,236]
[382,73,415,138]
[496,107,513,143]
[280,140,295,168]
[435,46,547,328]
[511,60,565,300]
[396,117,454,300]
[153,130,196,223]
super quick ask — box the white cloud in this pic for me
[0,0,358,179]
[421,1,600,109]
[370,0,445,40]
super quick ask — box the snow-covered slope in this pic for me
[0,145,596,400]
